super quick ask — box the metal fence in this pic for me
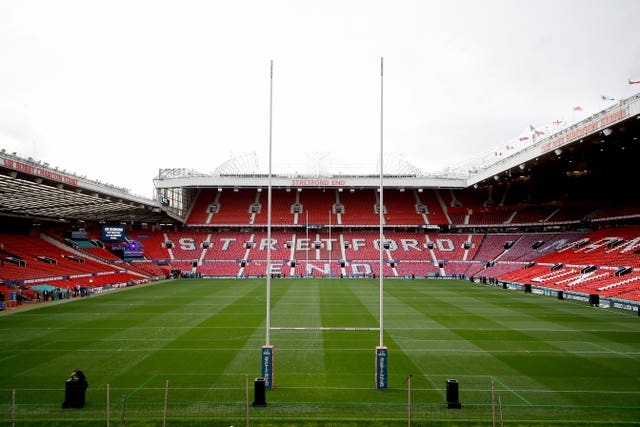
[0,376,510,427]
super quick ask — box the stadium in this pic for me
[1,74,640,425]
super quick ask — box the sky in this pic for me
[1,0,640,198]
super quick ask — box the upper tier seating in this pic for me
[340,190,380,225]
[444,188,489,208]
[467,207,514,226]
[207,189,256,225]
[417,190,449,225]
[252,190,298,225]
[296,189,339,226]
[179,178,639,228]
[382,189,427,225]
[590,203,640,221]
[186,188,218,225]
[509,206,559,224]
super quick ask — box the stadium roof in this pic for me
[154,93,640,191]
[1,92,639,226]
[0,152,173,224]
[466,93,640,186]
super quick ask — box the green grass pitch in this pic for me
[0,278,639,426]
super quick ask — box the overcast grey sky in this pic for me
[1,0,639,197]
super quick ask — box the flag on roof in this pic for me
[553,120,564,126]
[601,95,616,102]
[519,136,529,141]
[529,124,544,136]
[628,79,640,85]
[573,106,583,111]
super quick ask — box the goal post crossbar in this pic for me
[270,327,381,332]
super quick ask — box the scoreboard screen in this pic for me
[102,225,125,242]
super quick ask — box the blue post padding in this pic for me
[261,345,274,390]
[376,346,388,391]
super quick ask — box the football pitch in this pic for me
[0,278,639,426]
